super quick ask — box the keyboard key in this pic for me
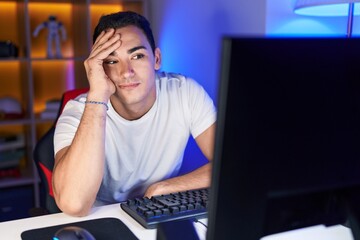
[146,205,157,211]
[170,206,179,214]
[157,199,180,208]
[187,203,194,210]
[179,205,187,211]
[137,206,148,214]
[126,199,135,206]
[145,211,154,218]
[162,208,170,215]
[154,209,162,216]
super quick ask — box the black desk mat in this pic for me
[21,217,138,240]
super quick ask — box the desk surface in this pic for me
[0,203,207,240]
[0,203,355,240]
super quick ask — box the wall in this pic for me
[266,0,360,37]
[150,0,266,99]
[148,0,267,173]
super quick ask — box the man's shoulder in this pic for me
[157,71,198,88]
[157,71,186,81]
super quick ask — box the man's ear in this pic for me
[154,48,161,70]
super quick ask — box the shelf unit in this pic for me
[0,0,146,220]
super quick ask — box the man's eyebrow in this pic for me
[108,46,147,56]
[127,46,147,54]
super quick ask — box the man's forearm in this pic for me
[144,162,212,198]
[53,103,107,216]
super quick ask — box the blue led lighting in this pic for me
[294,3,360,16]
[268,18,346,37]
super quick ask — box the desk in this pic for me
[0,203,207,240]
[0,203,355,240]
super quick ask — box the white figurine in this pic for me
[33,15,67,58]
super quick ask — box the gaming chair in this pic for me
[33,88,88,214]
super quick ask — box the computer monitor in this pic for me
[207,37,360,240]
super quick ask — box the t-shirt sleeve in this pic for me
[186,78,217,138]
[53,98,85,156]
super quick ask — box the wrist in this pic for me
[84,100,108,111]
[87,90,110,103]
[145,181,171,198]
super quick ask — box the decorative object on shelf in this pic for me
[32,15,67,58]
[294,0,360,37]
[0,41,18,58]
[40,98,61,119]
[0,97,23,120]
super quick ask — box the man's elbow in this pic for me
[56,196,92,217]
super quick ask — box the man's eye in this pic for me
[132,54,144,60]
[104,60,117,65]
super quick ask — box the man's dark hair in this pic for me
[93,11,156,54]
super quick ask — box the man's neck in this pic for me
[110,93,156,121]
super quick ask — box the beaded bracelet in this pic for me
[84,100,109,111]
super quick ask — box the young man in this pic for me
[52,11,216,216]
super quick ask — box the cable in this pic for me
[194,219,208,228]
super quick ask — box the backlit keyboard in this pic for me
[120,188,209,229]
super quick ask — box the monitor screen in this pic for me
[207,37,360,240]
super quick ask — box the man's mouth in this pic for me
[118,83,140,89]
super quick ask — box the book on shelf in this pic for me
[40,109,58,119]
[0,148,24,169]
[0,158,21,169]
[0,166,21,179]
[0,133,25,152]
[45,99,61,110]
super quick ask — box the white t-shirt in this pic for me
[54,72,216,205]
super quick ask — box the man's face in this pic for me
[104,25,161,110]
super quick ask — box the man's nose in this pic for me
[120,60,135,79]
